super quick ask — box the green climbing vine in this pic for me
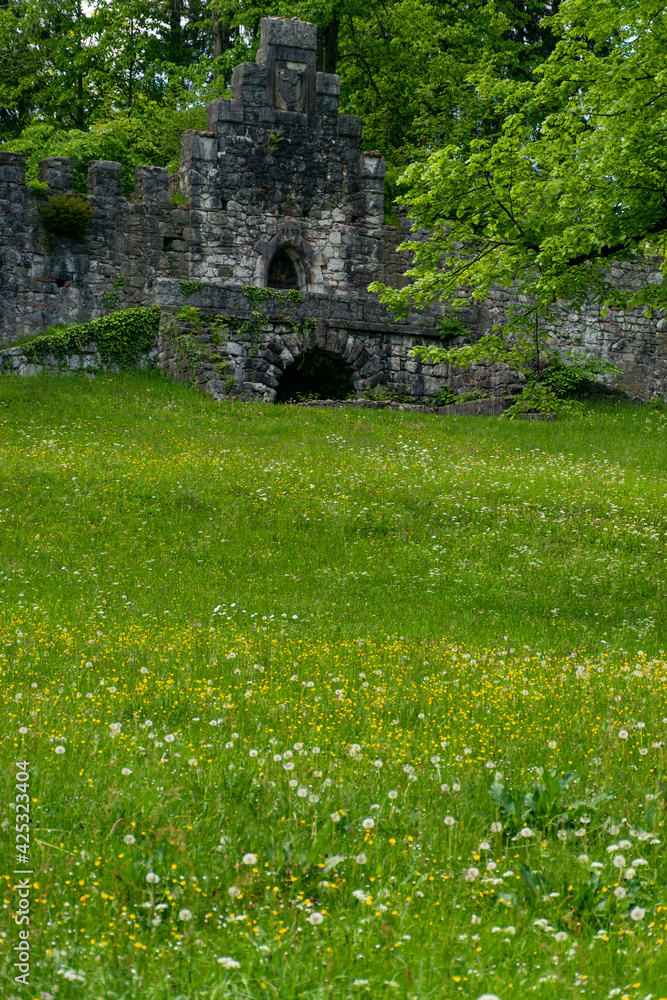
[176,304,203,334]
[179,280,204,298]
[101,273,126,311]
[170,306,234,391]
[237,286,315,355]
[22,306,160,367]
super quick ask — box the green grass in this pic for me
[1,370,667,1000]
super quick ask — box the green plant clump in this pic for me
[438,317,470,342]
[179,280,204,298]
[433,385,457,405]
[235,286,313,354]
[539,355,617,398]
[360,384,414,404]
[101,272,126,312]
[37,193,94,241]
[21,306,159,367]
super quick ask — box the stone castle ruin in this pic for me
[1,17,666,405]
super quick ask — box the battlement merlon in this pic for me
[38,157,74,193]
[0,151,27,190]
[87,160,123,200]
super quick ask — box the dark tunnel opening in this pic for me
[275,348,355,403]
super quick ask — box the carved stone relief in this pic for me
[275,62,307,112]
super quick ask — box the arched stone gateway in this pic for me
[153,294,523,405]
[243,326,387,403]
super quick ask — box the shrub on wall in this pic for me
[22,306,160,367]
[37,194,94,241]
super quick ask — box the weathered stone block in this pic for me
[135,165,168,203]
[87,160,123,198]
[258,16,317,50]
[207,99,244,129]
[337,115,363,138]
[359,154,385,179]
[0,151,26,186]
[232,62,267,101]
[38,157,74,193]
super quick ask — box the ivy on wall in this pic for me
[161,288,316,396]
[236,287,315,352]
[22,306,160,366]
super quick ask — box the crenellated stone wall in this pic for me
[0,156,190,341]
[0,16,417,348]
[0,15,665,405]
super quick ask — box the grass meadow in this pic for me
[2,370,667,1000]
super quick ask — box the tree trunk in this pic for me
[212,8,232,60]
[170,0,182,58]
[323,18,339,74]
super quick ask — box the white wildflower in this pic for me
[217,956,240,969]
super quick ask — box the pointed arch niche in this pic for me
[268,245,302,289]
[254,226,322,291]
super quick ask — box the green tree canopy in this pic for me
[1,0,563,190]
[372,0,667,326]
